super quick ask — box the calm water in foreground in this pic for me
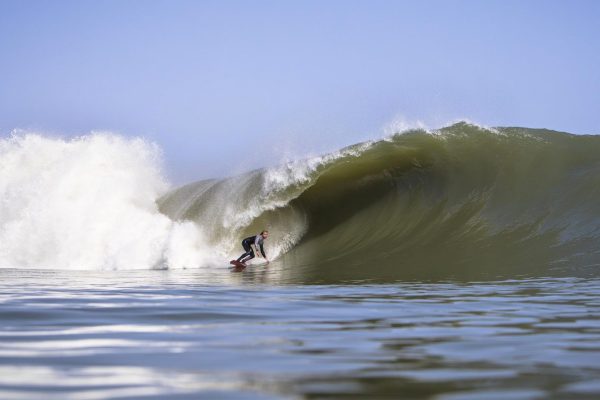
[1,268,599,399]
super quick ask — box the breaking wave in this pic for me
[2,123,600,281]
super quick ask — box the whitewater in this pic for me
[0,133,213,269]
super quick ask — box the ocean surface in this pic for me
[1,270,600,399]
[1,123,600,398]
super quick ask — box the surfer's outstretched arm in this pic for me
[259,243,269,263]
[254,236,268,263]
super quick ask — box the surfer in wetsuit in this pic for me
[235,231,269,265]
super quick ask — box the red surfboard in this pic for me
[229,260,246,269]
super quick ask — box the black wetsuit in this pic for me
[236,234,266,264]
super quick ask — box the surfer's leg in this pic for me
[237,252,252,262]
[240,249,255,264]
[236,241,253,262]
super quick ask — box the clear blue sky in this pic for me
[1,0,599,182]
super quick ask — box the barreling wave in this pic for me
[159,122,600,281]
[1,123,599,281]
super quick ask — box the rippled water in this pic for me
[1,269,600,399]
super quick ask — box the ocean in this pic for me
[1,122,599,399]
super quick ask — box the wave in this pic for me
[2,123,600,281]
[160,123,600,281]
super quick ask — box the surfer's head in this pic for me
[261,230,269,239]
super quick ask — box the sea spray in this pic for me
[0,133,213,269]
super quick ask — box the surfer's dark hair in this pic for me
[261,230,269,235]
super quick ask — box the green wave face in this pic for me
[159,123,600,282]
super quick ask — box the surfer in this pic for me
[234,231,270,266]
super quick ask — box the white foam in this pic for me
[0,132,216,270]
[381,115,501,139]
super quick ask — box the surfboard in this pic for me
[229,260,246,269]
